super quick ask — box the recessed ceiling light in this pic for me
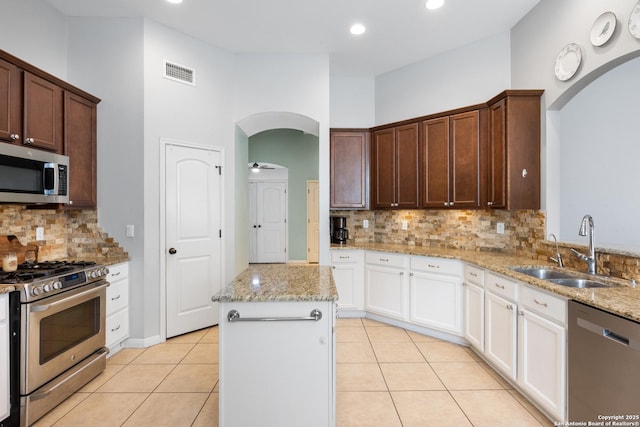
[350,23,366,35]
[425,0,444,10]
[167,0,183,4]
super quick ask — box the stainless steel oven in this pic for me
[0,260,109,426]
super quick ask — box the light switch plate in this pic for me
[402,220,408,230]
[363,219,369,229]
[497,223,505,234]
[36,227,44,241]
[126,224,135,237]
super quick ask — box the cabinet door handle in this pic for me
[24,137,35,145]
[519,310,525,316]
[506,304,513,310]
[488,201,494,206]
[399,272,404,276]
[534,299,548,308]
[10,133,20,141]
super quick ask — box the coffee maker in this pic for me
[330,216,349,244]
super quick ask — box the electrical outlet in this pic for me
[402,220,408,230]
[36,227,44,241]
[363,219,369,229]
[497,222,505,234]
[126,224,135,237]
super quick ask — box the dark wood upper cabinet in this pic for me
[487,90,542,210]
[23,72,63,152]
[64,92,97,209]
[421,110,485,209]
[0,58,21,144]
[330,130,369,209]
[372,123,419,209]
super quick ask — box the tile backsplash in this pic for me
[332,209,640,282]
[0,205,127,261]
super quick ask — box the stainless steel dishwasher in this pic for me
[568,300,640,423]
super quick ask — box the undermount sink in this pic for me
[512,267,574,280]
[512,267,614,288]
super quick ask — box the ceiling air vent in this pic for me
[163,60,195,86]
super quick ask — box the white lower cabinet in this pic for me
[331,250,364,311]
[463,264,485,351]
[484,272,519,380]
[518,287,567,421]
[0,293,9,422]
[106,262,130,354]
[219,301,335,426]
[365,252,409,320]
[409,257,463,335]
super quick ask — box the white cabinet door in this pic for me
[365,264,408,320]
[331,251,364,311]
[484,291,517,380]
[219,301,335,427]
[410,271,463,335]
[518,308,566,421]
[0,293,9,422]
[463,281,484,351]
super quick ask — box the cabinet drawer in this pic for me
[520,286,566,325]
[331,250,362,264]
[108,262,129,282]
[485,272,518,301]
[365,251,407,268]
[410,256,461,275]
[106,308,129,347]
[107,279,128,315]
[464,264,484,286]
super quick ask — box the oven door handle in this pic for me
[29,281,109,313]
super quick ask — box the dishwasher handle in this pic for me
[603,329,630,346]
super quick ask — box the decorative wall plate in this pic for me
[629,0,640,39]
[554,43,582,82]
[590,11,617,46]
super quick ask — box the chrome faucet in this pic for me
[548,233,563,268]
[570,214,596,274]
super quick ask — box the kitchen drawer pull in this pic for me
[495,283,505,289]
[534,299,548,308]
[111,271,121,277]
[227,309,322,323]
[339,256,350,259]
[470,272,478,277]
[427,264,440,269]
[111,295,121,301]
[380,258,389,262]
[111,325,121,332]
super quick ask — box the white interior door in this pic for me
[249,181,287,263]
[165,143,222,338]
[307,180,319,263]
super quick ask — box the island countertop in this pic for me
[212,264,338,303]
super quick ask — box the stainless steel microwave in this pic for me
[0,143,69,204]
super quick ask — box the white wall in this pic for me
[233,53,331,265]
[66,17,146,338]
[511,0,640,252]
[375,32,511,125]
[142,19,236,341]
[329,75,375,128]
[0,0,67,79]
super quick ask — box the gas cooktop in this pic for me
[0,260,108,302]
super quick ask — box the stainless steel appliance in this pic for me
[1,261,109,426]
[568,300,640,423]
[0,144,69,204]
[330,216,349,244]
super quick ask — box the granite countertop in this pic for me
[0,285,14,294]
[333,242,640,323]
[213,264,338,303]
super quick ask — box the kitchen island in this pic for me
[212,264,338,427]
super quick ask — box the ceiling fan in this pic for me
[250,162,275,172]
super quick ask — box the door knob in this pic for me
[169,248,177,254]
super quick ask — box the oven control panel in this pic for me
[25,266,109,300]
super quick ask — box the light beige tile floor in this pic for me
[32,319,554,426]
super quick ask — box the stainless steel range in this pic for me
[1,261,109,427]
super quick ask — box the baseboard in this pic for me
[120,335,164,349]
